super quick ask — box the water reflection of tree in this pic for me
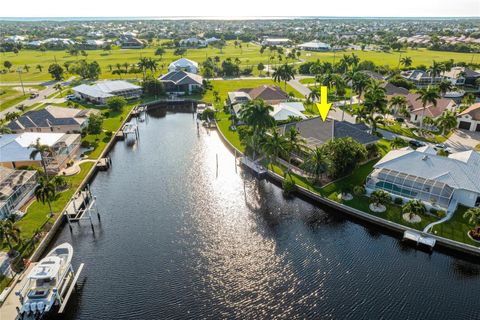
[147,108,167,118]
[452,260,480,279]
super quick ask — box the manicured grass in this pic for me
[0,275,12,293]
[302,48,478,68]
[380,123,448,144]
[475,144,480,152]
[0,85,45,111]
[216,111,244,152]
[15,162,95,241]
[432,206,480,247]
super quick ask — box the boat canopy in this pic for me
[29,257,62,280]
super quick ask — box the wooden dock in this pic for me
[96,157,112,171]
[239,157,267,179]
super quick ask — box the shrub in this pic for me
[429,207,438,215]
[282,177,296,197]
[353,185,365,196]
[437,210,447,219]
[105,131,113,138]
[394,197,403,205]
[80,140,91,148]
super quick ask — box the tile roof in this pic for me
[239,85,288,102]
[459,103,480,121]
[406,93,456,118]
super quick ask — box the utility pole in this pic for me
[17,68,25,95]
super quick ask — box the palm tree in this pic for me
[302,147,329,184]
[437,80,453,97]
[123,62,129,72]
[53,83,63,97]
[362,81,388,133]
[0,215,21,250]
[436,110,457,135]
[390,137,408,149]
[307,87,320,103]
[272,63,296,91]
[138,57,150,80]
[389,95,407,116]
[351,72,371,105]
[370,190,391,208]
[400,56,413,68]
[285,127,305,177]
[29,138,52,180]
[402,199,426,220]
[416,86,440,129]
[0,120,12,134]
[261,130,288,170]
[36,64,43,72]
[5,111,20,122]
[34,176,56,217]
[463,208,480,236]
[51,175,68,191]
[427,60,443,85]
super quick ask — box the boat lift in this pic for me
[63,184,100,231]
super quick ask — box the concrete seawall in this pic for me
[214,119,480,258]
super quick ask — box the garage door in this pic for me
[459,121,471,130]
[476,123,480,132]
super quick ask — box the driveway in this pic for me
[445,130,480,151]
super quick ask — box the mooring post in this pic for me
[234,150,237,173]
[94,196,100,220]
[216,153,218,178]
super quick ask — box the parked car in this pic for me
[29,92,39,99]
[409,140,425,148]
[66,95,77,101]
[434,144,453,153]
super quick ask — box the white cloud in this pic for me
[2,0,479,17]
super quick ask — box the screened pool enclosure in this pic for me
[366,168,454,208]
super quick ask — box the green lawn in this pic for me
[0,86,43,111]
[302,48,478,67]
[380,123,449,144]
[432,206,480,247]
[1,45,476,84]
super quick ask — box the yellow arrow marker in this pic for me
[316,86,332,121]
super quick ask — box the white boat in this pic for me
[17,243,73,316]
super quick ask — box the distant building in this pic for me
[119,36,144,49]
[366,147,480,210]
[0,167,38,219]
[168,58,199,74]
[261,38,291,46]
[7,106,100,134]
[457,103,480,132]
[297,40,331,51]
[73,80,142,105]
[405,93,457,124]
[158,71,203,94]
[359,70,386,81]
[0,132,81,174]
[179,37,207,48]
[279,117,379,149]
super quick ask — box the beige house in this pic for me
[457,103,480,132]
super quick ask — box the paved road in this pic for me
[0,77,75,119]
[288,79,310,98]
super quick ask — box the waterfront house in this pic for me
[7,106,100,134]
[158,71,203,94]
[238,85,289,105]
[0,167,38,219]
[457,103,480,132]
[405,93,457,124]
[168,58,199,74]
[400,70,443,87]
[270,102,306,121]
[366,147,480,210]
[442,67,480,87]
[297,40,331,51]
[227,91,252,107]
[279,117,379,148]
[73,80,142,105]
[0,132,81,174]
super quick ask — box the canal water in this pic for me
[49,112,480,319]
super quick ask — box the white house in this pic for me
[168,58,199,74]
[261,38,291,46]
[270,103,307,121]
[457,103,480,132]
[297,40,331,51]
[73,80,142,105]
[366,147,480,210]
[179,38,207,48]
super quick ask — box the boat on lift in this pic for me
[16,243,73,317]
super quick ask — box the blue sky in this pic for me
[3,0,479,17]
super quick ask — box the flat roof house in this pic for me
[0,132,81,174]
[158,71,203,94]
[0,167,38,219]
[457,103,480,132]
[279,117,380,148]
[7,106,99,134]
[366,147,480,210]
[73,80,142,105]
[168,58,199,74]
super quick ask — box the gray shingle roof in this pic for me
[158,71,203,85]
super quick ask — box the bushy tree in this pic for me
[48,63,64,80]
[321,137,368,178]
[142,77,165,96]
[106,96,127,112]
[87,113,104,135]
